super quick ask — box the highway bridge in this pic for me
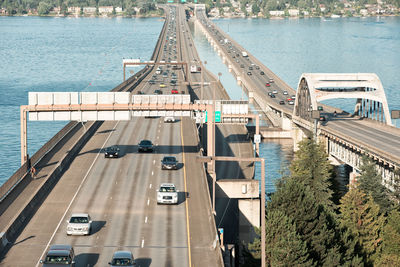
[0,5,258,267]
[1,4,400,267]
[194,8,400,190]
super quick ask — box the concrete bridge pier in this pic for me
[228,64,232,73]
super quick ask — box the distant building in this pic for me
[209,7,220,17]
[360,9,368,16]
[288,9,299,16]
[303,10,310,16]
[52,7,61,13]
[269,10,285,16]
[320,4,326,12]
[115,7,122,13]
[98,6,113,14]
[68,6,81,14]
[0,8,6,14]
[231,1,239,8]
[245,4,252,13]
[83,7,96,14]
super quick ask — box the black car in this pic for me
[161,156,178,170]
[154,89,163,95]
[260,71,265,75]
[279,100,285,105]
[138,140,154,152]
[104,145,120,158]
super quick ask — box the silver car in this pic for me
[66,213,92,236]
[157,183,178,204]
[109,251,135,266]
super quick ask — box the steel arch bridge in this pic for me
[293,73,392,126]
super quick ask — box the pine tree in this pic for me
[378,209,400,264]
[358,156,392,214]
[269,178,338,265]
[339,184,385,265]
[289,137,334,210]
[265,210,313,266]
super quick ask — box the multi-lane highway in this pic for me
[1,4,258,267]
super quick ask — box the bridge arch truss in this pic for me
[294,73,392,126]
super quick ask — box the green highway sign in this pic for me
[215,111,221,122]
[167,0,174,2]
[205,111,221,123]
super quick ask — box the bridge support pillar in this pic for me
[291,126,306,152]
[238,199,260,244]
[281,116,292,131]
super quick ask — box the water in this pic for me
[1,16,399,192]
[0,16,163,184]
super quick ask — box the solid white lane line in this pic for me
[35,121,120,267]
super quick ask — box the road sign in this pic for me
[205,111,221,123]
[215,111,221,122]
[254,134,261,144]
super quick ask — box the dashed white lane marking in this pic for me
[141,239,145,248]
[145,216,148,223]
[147,199,150,206]
[153,159,156,165]
[151,171,154,176]
[35,121,120,267]
[149,184,152,189]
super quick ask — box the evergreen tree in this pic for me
[358,156,392,214]
[378,209,400,263]
[269,178,338,265]
[265,210,313,266]
[289,138,334,210]
[339,184,385,265]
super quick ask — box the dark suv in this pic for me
[161,156,178,170]
[40,245,75,266]
[104,145,120,158]
[138,140,154,152]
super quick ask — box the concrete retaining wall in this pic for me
[0,122,80,202]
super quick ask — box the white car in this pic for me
[66,213,92,236]
[157,183,178,204]
[283,91,288,95]
[164,116,175,123]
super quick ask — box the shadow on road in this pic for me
[135,257,152,267]
[75,253,99,267]
[90,220,106,235]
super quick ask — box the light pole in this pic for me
[201,60,207,102]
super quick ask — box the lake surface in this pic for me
[1,16,399,194]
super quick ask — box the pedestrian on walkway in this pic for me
[30,166,36,178]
